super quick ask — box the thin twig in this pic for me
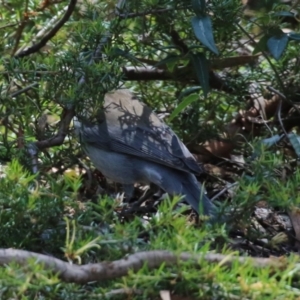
[0,23,18,30]
[235,23,286,95]
[267,85,299,138]
[15,0,77,58]
[10,82,39,97]
[267,85,300,115]
[35,107,75,150]
[267,86,286,100]
[277,100,289,138]
[0,249,288,284]
[0,70,60,75]
[102,288,142,298]
[211,182,238,202]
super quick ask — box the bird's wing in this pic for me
[100,90,204,175]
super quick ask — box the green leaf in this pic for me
[274,11,295,17]
[267,32,288,60]
[190,52,209,97]
[191,0,206,16]
[191,15,219,55]
[178,86,201,100]
[169,93,199,121]
[288,132,300,158]
[288,33,300,41]
[261,135,283,147]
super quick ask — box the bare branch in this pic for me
[35,107,75,150]
[123,66,172,81]
[10,82,39,97]
[102,288,142,298]
[123,66,233,93]
[0,23,18,30]
[15,0,77,58]
[0,249,287,284]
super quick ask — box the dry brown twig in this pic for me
[0,249,289,284]
[15,0,78,58]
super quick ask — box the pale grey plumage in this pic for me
[75,89,216,217]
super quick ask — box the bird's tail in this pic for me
[179,173,216,217]
[158,170,216,217]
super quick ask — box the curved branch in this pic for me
[35,107,75,150]
[15,0,77,58]
[0,249,287,284]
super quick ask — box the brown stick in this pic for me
[0,249,287,284]
[15,0,77,58]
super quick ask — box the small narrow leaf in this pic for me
[288,132,300,158]
[169,93,199,121]
[288,33,300,41]
[190,52,209,97]
[267,32,288,60]
[191,15,219,55]
[178,86,201,100]
[261,135,283,147]
[274,11,295,17]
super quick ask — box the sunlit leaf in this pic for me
[169,93,199,121]
[191,15,219,55]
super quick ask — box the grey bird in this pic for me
[75,89,216,217]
